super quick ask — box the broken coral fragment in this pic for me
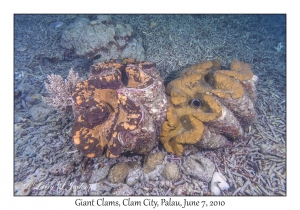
[71,59,168,158]
[161,59,258,155]
[210,171,230,195]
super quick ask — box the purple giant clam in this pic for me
[71,59,168,158]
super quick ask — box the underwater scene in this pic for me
[14,14,286,196]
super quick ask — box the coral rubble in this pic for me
[161,59,258,155]
[71,59,168,158]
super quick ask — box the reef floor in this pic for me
[14,14,286,196]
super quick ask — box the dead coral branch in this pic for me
[43,69,82,115]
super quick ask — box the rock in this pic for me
[60,16,145,62]
[88,166,110,184]
[126,162,143,186]
[28,105,51,122]
[142,152,165,181]
[259,143,286,158]
[24,94,41,105]
[142,164,164,182]
[112,184,134,196]
[143,151,164,173]
[182,153,215,182]
[195,126,230,149]
[162,162,180,181]
[18,83,34,95]
[126,167,143,186]
[108,163,129,184]
[182,144,200,156]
